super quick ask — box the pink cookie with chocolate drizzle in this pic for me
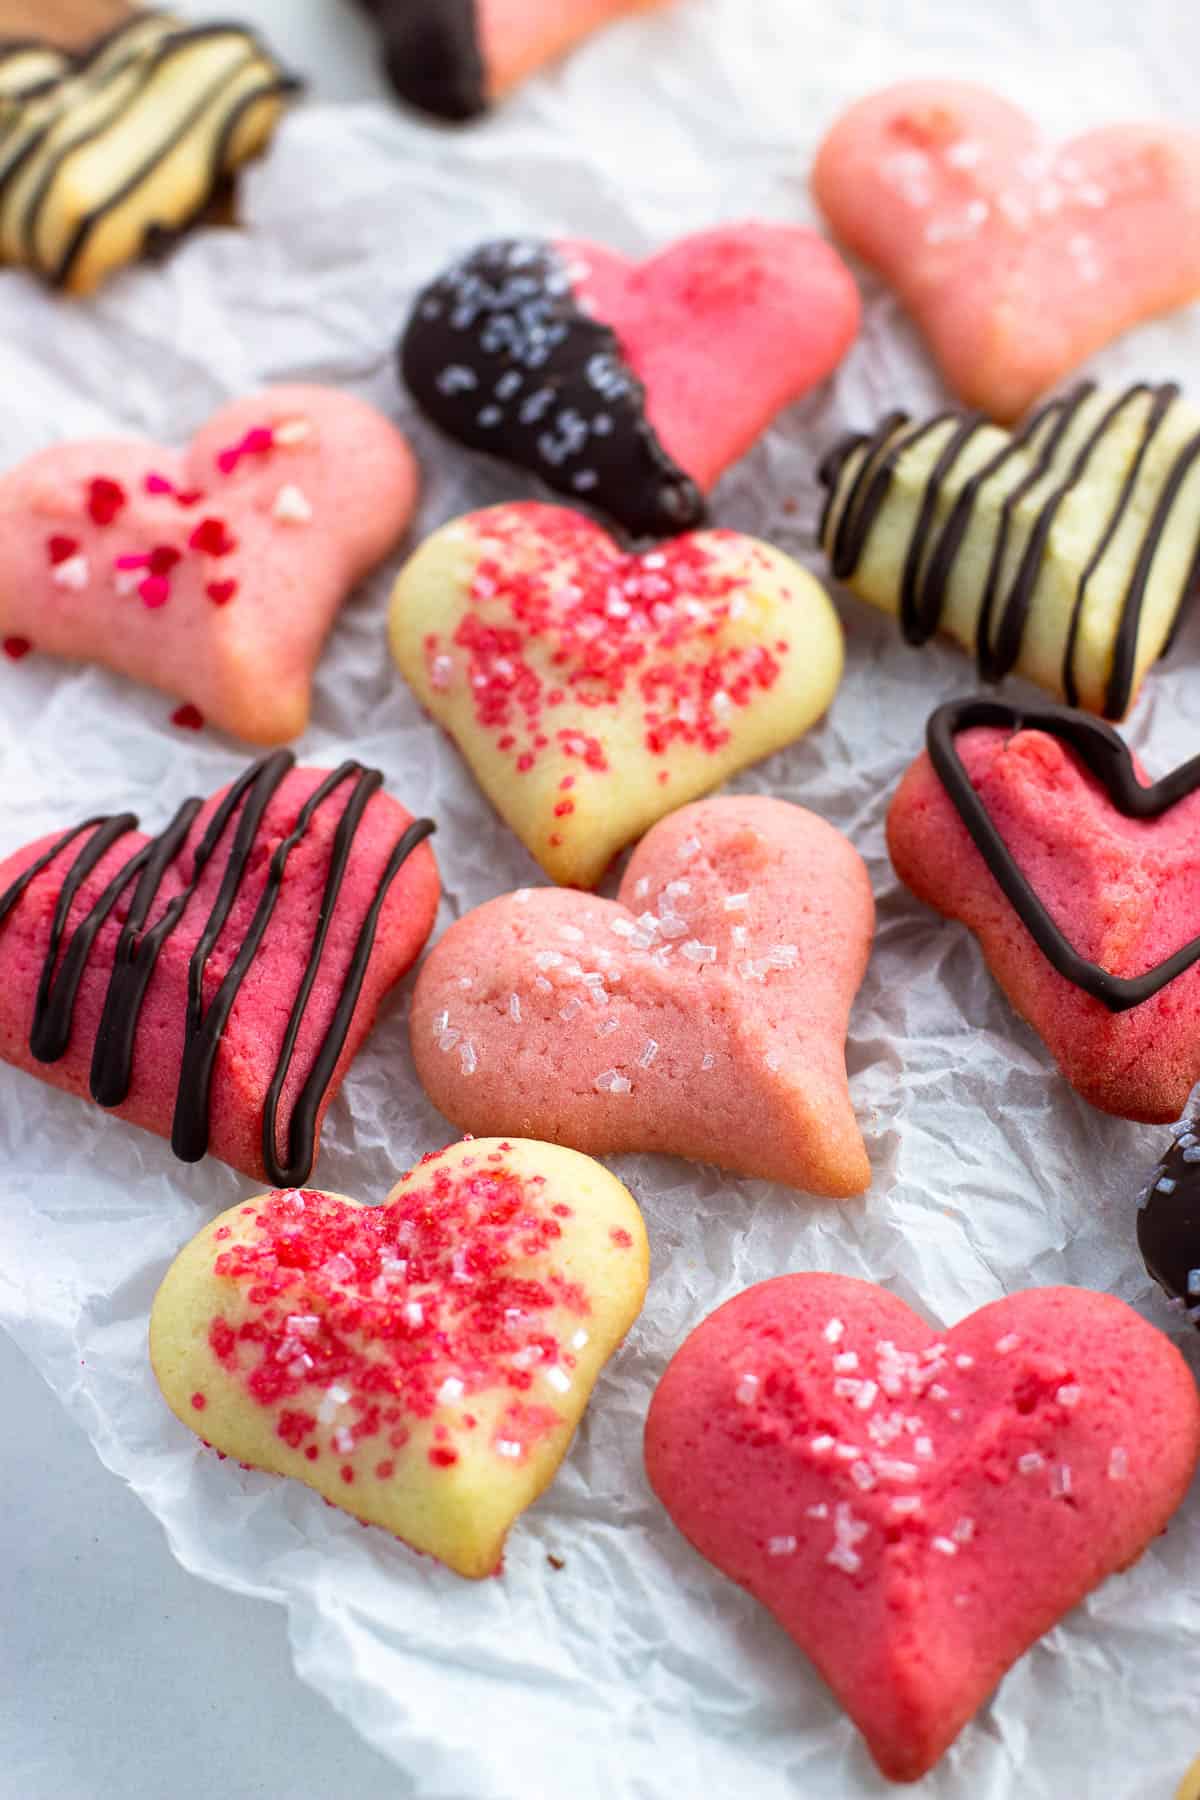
[0,385,419,741]
[646,1273,1200,1783]
[150,1137,649,1577]
[0,758,439,1182]
[389,502,844,887]
[813,80,1200,421]
[410,796,874,1196]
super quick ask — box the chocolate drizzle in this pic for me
[0,756,435,1184]
[821,383,1200,719]
[354,0,486,121]
[401,237,706,538]
[927,696,1200,1012]
[1137,1125,1200,1328]
[0,12,300,290]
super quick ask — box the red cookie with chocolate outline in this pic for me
[645,1273,1200,1783]
[0,385,418,742]
[813,80,1200,421]
[150,1137,649,1578]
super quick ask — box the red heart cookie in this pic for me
[0,754,439,1183]
[889,700,1200,1122]
[410,795,874,1196]
[0,385,419,741]
[813,80,1200,421]
[401,227,859,535]
[151,1137,649,1578]
[645,1273,1200,1783]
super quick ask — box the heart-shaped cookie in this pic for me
[0,753,439,1182]
[388,502,845,887]
[889,698,1200,1121]
[813,80,1200,421]
[356,0,669,120]
[645,1272,1200,1782]
[0,385,419,742]
[150,1136,649,1578]
[400,228,859,535]
[410,795,873,1195]
[818,381,1200,720]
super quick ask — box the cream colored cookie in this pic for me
[150,1138,649,1579]
[820,381,1200,719]
[389,501,845,887]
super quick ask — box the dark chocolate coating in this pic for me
[401,237,705,538]
[0,755,435,1186]
[1138,1128,1200,1327]
[926,697,1200,1012]
[354,0,486,120]
[821,383,1200,719]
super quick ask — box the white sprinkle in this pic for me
[510,1346,541,1369]
[850,1460,876,1491]
[873,1458,920,1483]
[285,1314,321,1339]
[610,917,636,939]
[559,998,582,1023]
[639,1038,659,1068]
[834,1377,864,1401]
[321,1253,354,1282]
[404,1301,424,1328]
[545,1366,571,1394]
[496,1439,523,1459]
[826,1543,861,1575]
[735,1373,760,1405]
[535,950,564,970]
[680,940,717,964]
[931,1537,958,1557]
[768,944,799,969]
[451,1249,471,1284]
[273,483,312,524]
[477,405,503,428]
[1188,1271,1200,1297]
[1157,1176,1177,1194]
[509,993,522,1023]
[914,1436,934,1460]
[432,1009,448,1033]
[458,1039,478,1076]
[929,1384,950,1402]
[559,924,585,943]
[596,1018,619,1037]
[1018,1453,1043,1475]
[952,1517,975,1544]
[535,976,552,993]
[810,1435,836,1454]
[994,1334,1021,1355]
[764,1050,782,1072]
[52,553,90,590]
[891,1496,922,1516]
[834,1444,863,1463]
[513,888,532,904]
[332,1427,355,1455]
[768,1534,797,1557]
[806,1503,829,1519]
[955,1354,974,1369]
[731,926,748,948]
[700,1052,715,1070]
[1056,1384,1082,1408]
[436,363,477,394]
[571,1328,589,1350]
[833,1352,859,1373]
[678,837,701,861]
[945,138,982,169]
[1108,1446,1129,1482]
[273,417,312,445]
[1052,1463,1073,1497]
[437,1377,465,1403]
[823,1319,845,1344]
[594,1068,632,1095]
[723,893,749,912]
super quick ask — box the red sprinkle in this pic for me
[171,703,205,731]
[190,1393,207,1411]
[87,477,127,526]
[139,576,170,609]
[340,1465,355,1484]
[428,1447,459,1469]
[610,1227,634,1250]
[206,579,238,607]
[3,637,31,660]
[47,535,80,566]
[189,517,237,558]
[217,425,275,476]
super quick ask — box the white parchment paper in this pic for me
[2,2,1200,1794]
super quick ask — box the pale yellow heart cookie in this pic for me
[150,1137,649,1578]
[388,501,844,887]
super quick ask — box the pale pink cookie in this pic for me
[888,700,1200,1123]
[646,1273,1200,1782]
[151,1137,650,1578]
[389,502,845,888]
[0,754,439,1183]
[410,796,874,1197]
[0,385,419,742]
[813,79,1200,421]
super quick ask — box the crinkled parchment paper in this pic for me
[2,2,1200,1795]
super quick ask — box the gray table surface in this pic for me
[0,8,439,1797]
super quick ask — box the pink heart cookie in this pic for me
[813,80,1200,421]
[410,795,874,1196]
[0,385,419,741]
[646,1273,1200,1782]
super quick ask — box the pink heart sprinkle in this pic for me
[47,535,80,566]
[145,472,174,495]
[3,636,32,661]
[206,580,238,607]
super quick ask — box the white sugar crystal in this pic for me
[273,483,313,524]
[53,553,90,590]
[873,1457,920,1483]
[333,1428,355,1455]
[914,1436,934,1460]
[891,1496,922,1517]
[321,1253,354,1281]
[952,1517,975,1544]
[723,892,749,911]
[437,1377,465,1403]
[1018,1453,1043,1475]
[571,1329,589,1350]
[678,837,701,861]
[994,1333,1021,1354]
[931,1537,958,1557]
[1056,1384,1082,1408]
[764,1050,782,1072]
[535,950,564,970]
[768,944,798,969]
[596,1018,619,1037]
[850,1461,876,1492]
[768,1535,797,1557]
[509,993,522,1023]
[1108,1446,1129,1482]
[545,1366,571,1394]
[955,1354,974,1369]
[833,1352,859,1373]
[826,1544,861,1575]
[700,1052,715,1071]
[594,1068,632,1094]
[634,877,649,899]
[1052,1463,1073,1497]
[833,1444,862,1463]
[681,940,717,964]
[945,138,982,169]
[834,1377,863,1401]
[1156,1176,1176,1194]
[810,1434,836,1454]
[638,1038,659,1066]
[735,1373,760,1405]
[458,1039,478,1075]
[559,998,582,1023]
[404,1301,424,1327]
[823,1318,845,1344]
[559,924,585,942]
[535,976,552,992]
[806,1503,829,1520]
[496,1439,523,1459]
[610,917,636,938]
[285,1314,320,1338]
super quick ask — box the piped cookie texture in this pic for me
[410,797,874,1196]
[0,755,439,1184]
[889,699,1200,1122]
[150,1137,650,1579]
[0,385,419,743]
[819,381,1200,720]
[645,1273,1200,1784]
[355,0,670,122]
[813,79,1200,422]
[400,228,860,535]
[0,11,300,294]
[388,502,845,888]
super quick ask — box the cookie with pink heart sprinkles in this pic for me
[645,1272,1200,1782]
[0,385,419,742]
[356,0,670,120]
[401,226,859,535]
[813,79,1200,421]
[410,795,874,1196]
[0,753,439,1184]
